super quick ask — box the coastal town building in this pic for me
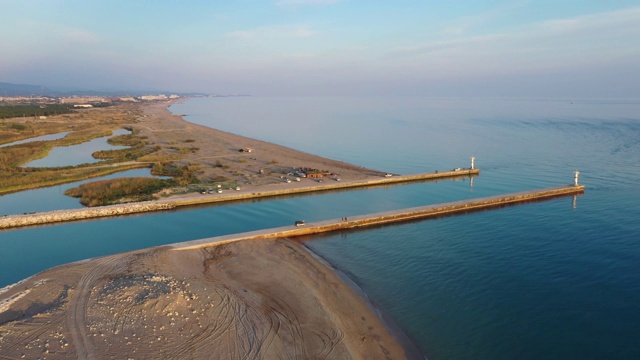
[0,96,56,103]
[139,95,168,101]
[59,97,106,104]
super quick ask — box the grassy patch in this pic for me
[0,104,213,200]
[92,145,159,161]
[0,163,151,195]
[65,177,177,206]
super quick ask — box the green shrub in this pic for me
[10,123,27,131]
[64,177,177,206]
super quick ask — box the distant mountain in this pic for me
[0,82,53,96]
[53,89,209,97]
[0,81,208,97]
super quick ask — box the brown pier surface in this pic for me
[173,184,585,250]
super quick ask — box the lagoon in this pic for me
[0,167,160,214]
[0,131,71,148]
[23,128,130,167]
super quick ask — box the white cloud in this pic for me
[275,0,341,7]
[225,24,319,40]
[439,0,530,37]
[532,6,640,37]
[57,26,100,45]
[383,6,640,78]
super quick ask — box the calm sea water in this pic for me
[1,97,639,359]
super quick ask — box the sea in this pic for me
[1,96,639,359]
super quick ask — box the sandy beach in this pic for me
[0,100,415,359]
[136,100,387,194]
[0,238,410,359]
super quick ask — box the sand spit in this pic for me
[137,100,387,188]
[0,238,411,359]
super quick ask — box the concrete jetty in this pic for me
[159,168,480,207]
[0,202,175,229]
[0,169,478,230]
[173,184,585,250]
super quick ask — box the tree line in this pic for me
[0,104,76,119]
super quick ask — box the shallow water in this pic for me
[0,131,70,148]
[0,168,161,214]
[23,128,130,167]
[1,97,639,359]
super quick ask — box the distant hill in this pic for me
[0,82,53,96]
[0,81,208,97]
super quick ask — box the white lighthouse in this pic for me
[574,170,580,186]
[471,156,475,170]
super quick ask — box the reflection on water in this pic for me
[23,128,130,167]
[1,128,168,215]
[0,168,159,215]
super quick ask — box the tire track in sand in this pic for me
[66,255,127,360]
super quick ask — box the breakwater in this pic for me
[173,184,585,250]
[0,169,478,229]
[0,202,175,229]
[162,168,480,207]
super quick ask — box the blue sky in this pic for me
[2,0,639,97]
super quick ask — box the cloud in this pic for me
[439,0,530,37]
[532,6,640,37]
[0,22,101,69]
[225,24,319,40]
[275,0,342,7]
[383,6,640,77]
[57,26,100,45]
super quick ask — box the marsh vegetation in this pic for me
[0,107,196,206]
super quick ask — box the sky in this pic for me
[1,0,639,97]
